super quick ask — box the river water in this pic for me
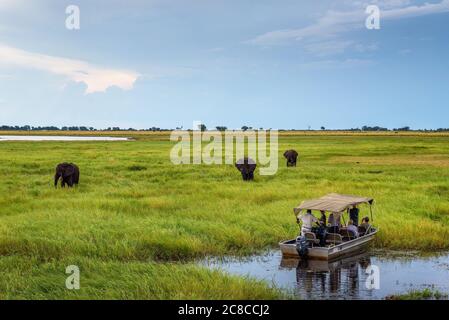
[202,249,449,299]
[0,135,129,141]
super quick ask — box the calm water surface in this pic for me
[0,135,129,141]
[202,249,449,299]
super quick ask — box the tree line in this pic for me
[1,124,449,132]
[0,125,172,132]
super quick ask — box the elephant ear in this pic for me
[245,158,257,170]
[63,164,75,177]
[292,150,298,157]
[283,150,289,158]
[235,158,245,170]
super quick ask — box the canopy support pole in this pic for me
[369,205,373,223]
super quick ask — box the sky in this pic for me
[0,0,448,130]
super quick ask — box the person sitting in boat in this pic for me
[359,216,371,234]
[298,210,319,236]
[327,212,341,233]
[347,220,359,238]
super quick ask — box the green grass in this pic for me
[386,288,448,300]
[0,255,281,299]
[1,132,449,299]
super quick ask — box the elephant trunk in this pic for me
[54,172,61,188]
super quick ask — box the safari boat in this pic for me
[279,193,378,260]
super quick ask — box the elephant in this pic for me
[283,149,299,167]
[54,163,79,188]
[235,157,256,181]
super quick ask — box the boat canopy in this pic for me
[294,193,374,214]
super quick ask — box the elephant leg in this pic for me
[61,179,66,188]
[249,172,254,180]
[67,176,73,187]
[54,173,61,188]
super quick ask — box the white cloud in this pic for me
[0,44,140,94]
[354,43,379,52]
[299,58,374,69]
[0,0,19,9]
[398,48,412,55]
[249,0,449,45]
[304,40,355,56]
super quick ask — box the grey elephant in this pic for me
[283,149,299,167]
[54,163,80,188]
[235,157,256,181]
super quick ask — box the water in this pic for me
[0,135,129,141]
[202,250,449,299]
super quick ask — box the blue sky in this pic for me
[0,0,448,129]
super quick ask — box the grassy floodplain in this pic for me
[1,130,449,299]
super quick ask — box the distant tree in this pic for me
[394,126,410,131]
[198,124,207,131]
[216,126,227,131]
[362,125,389,131]
[321,126,326,130]
[241,126,249,131]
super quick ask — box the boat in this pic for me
[279,193,378,260]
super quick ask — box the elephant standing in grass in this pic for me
[283,150,299,167]
[235,157,256,181]
[54,163,80,188]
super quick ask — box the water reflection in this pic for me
[202,249,449,299]
[282,252,375,299]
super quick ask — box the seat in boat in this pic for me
[358,226,367,236]
[340,229,357,241]
[325,233,343,245]
[304,232,320,246]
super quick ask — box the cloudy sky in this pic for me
[0,0,448,129]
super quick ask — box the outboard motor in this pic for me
[295,235,309,258]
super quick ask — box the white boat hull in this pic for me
[279,230,378,260]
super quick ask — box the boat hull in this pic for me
[279,230,378,260]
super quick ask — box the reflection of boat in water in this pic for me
[280,251,374,300]
[280,251,372,272]
[280,194,378,260]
